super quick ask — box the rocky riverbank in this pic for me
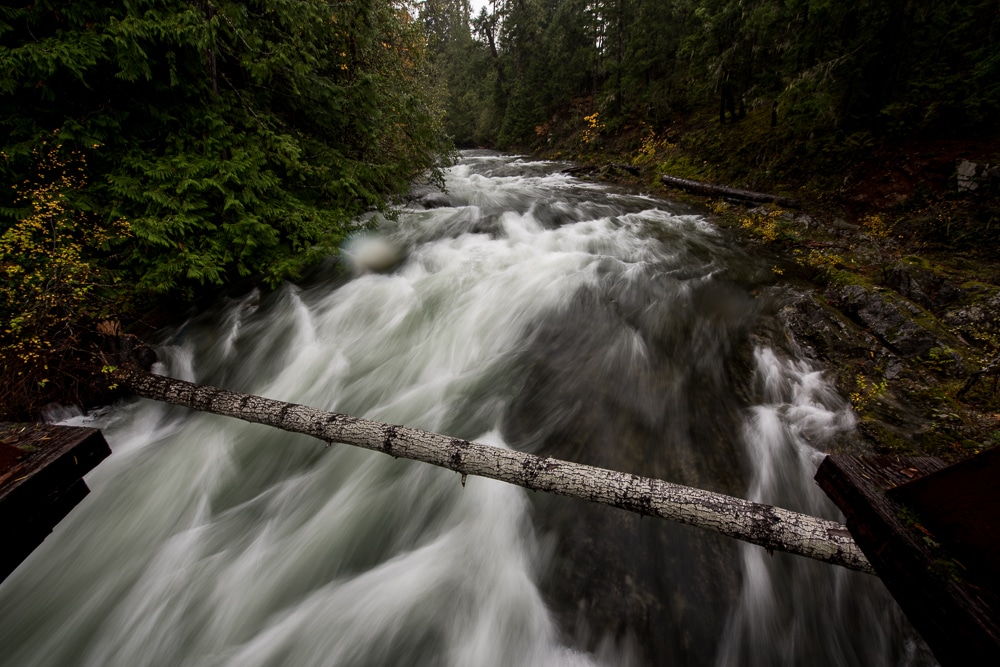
[541,119,999,461]
[688,195,998,461]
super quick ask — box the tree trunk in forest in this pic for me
[720,82,737,124]
[113,366,873,573]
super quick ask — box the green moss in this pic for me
[859,418,919,455]
[654,149,718,183]
[960,280,992,291]
[826,269,873,287]
[960,439,984,452]
[898,508,970,584]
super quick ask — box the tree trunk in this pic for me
[561,163,640,177]
[113,366,873,574]
[660,174,802,208]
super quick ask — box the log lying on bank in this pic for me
[114,365,873,574]
[957,356,999,400]
[561,164,599,175]
[661,174,802,208]
[562,163,641,177]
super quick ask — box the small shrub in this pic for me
[738,208,794,243]
[850,373,888,412]
[581,112,605,146]
[0,143,130,418]
[858,213,903,281]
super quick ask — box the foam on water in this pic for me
[0,152,933,667]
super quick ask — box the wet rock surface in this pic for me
[946,289,1000,336]
[773,256,998,460]
[886,260,967,312]
[826,284,962,361]
[780,291,933,452]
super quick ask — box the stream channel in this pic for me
[0,152,935,666]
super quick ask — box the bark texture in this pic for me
[115,366,873,574]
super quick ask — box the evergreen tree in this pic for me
[1,0,449,295]
[426,0,1000,149]
[422,0,495,145]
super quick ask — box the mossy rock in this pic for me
[827,284,966,362]
[886,259,968,313]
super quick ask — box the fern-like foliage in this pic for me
[1,0,449,296]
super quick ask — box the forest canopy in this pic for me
[0,0,449,417]
[1,0,448,294]
[2,0,998,419]
[423,0,1000,149]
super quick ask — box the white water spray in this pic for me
[0,152,930,667]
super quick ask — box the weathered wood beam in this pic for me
[1,423,112,581]
[817,454,1000,666]
[661,174,802,208]
[114,366,873,574]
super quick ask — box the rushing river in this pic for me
[0,153,933,666]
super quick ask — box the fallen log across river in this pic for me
[114,365,874,574]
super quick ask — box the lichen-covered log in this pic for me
[114,366,873,574]
[660,174,801,208]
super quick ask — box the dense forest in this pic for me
[2,0,998,420]
[417,0,998,461]
[425,0,999,151]
[0,0,449,416]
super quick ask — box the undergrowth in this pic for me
[1,142,131,420]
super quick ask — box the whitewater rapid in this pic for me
[0,152,931,667]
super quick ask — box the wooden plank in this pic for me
[0,424,110,505]
[0,479,89,580]
[0,423,111,581]
[816,455,1000,667]
[888,446,1000,592]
